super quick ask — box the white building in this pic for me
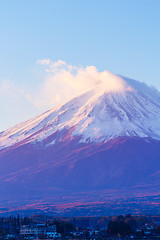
[20,224,46,237]
[20,224,58,238]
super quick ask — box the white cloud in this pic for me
[0,60,133,131]
[0,61,132,124]
[37,59,51,65]
[0,79,40,131]
[37,58,78,73]
[0,80,20,98]
[25,59,132,108]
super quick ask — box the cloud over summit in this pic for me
[0,60,132,131]
[32,59,131,108]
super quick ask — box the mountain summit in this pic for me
[0,74,160,215]
[0,75,160,149]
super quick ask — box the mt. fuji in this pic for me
[0,74,160,216]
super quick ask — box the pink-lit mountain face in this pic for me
[0,75,160,216]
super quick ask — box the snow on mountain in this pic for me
[0,74,160,149]
[0,74,160,215]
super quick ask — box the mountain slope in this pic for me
[0,75,160,215]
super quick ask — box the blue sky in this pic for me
[0,0,160,131]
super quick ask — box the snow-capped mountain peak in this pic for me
[0,75,160,149]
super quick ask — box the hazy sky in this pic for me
[0,0,160,131]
